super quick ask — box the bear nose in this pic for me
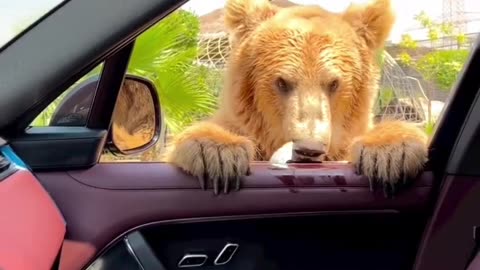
[294,147,325,158]
[291,139,327,162]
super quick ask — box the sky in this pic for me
[1,0,479,46]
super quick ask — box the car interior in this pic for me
[0,0,480,270]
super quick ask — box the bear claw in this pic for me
[352,140,427,198]
[168,135,254,195]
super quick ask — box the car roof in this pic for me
[0,0,186,135]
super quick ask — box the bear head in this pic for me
[222,0,395,161]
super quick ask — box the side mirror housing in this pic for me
[50,74,165,156]
[108,75,164,155]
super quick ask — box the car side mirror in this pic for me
[49,74,165,156]
[108,76,163,155]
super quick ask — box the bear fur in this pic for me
[165,0,428,195]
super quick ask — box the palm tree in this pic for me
[115,10,218,161]
[127,10,217,134]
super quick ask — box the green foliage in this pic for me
[414,11,453,38]
[427,27,440,42]
[398,11,470,93]
[375,87,396,116]
[416,50,469,91]
[440,23,454,36]
[378,87,395,107]
[424,121,436,137]
[398,52,413,66]
[375,49,386,71]
[127,10,216,134]
[414,11,433,28]
[457,33,467,46]
[197,65,224,97]
[399,34,418,49]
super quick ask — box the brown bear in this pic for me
[165,0,428,195]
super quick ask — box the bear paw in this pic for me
[349,121,428,197]
[166,122,255,195]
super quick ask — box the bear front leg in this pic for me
[165,121,255,195]
[349,121,428,197]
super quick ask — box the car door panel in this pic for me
[0,148,65,270]
[412,40,480,270]
[140,212,428,270]
[65,162,433,193]
[35,162,433,270]
[413,175,480,270]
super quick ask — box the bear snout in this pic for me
[291,139,327,162]
[269,140,328,165]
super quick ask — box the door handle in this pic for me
[177,254,208,268]
[214,243,239,266]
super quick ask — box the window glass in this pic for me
[31,63,104,127]
[100,0,478,162]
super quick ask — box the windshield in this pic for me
[0,0,65,47]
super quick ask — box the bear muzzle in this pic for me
[269,139,328,165]
[291,139,328,162]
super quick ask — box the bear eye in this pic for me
[328,79,339,93]
[275,77,293,94]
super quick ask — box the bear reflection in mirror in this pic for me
[112,79,156,152]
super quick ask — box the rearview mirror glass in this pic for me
[111,77,160,154]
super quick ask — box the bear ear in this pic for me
[342,0,395,50]
[225,0,278,42]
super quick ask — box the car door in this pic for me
[0,0,479,270]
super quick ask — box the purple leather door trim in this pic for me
[414,175,480,270]
[67,162,433,190]
[35,162,434,270]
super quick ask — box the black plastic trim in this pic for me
[87,43,134,130]
[50,242,63,270]
[125,231,167,270]
[10,127,107,171]
[0,155,11,174]
[0,155,17,181]
[86,240,142,270]
[445,86,480,175]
